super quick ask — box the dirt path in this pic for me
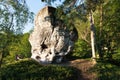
[60,59,97,80]
[70,59,97,80]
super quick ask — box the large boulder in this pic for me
[29,6,78,63]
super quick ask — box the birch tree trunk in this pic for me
[89,10,96,59]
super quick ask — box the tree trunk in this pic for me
[89,11,96,59]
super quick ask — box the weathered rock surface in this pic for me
[29,6,78,63]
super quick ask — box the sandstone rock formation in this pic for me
[29,6,78,63]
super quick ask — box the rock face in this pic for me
[29,6,78,63]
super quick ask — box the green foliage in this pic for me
[112,53,120,66]
[0,32,13,57]
[55,7,78,31]
[85,0,104,12]
[94,0,120,60]
[91,62,120,80]
[0,0,33,67]
[0,59,78,80]
[72,39,91,58]
[112,53,120,61]
[3,33,31,64]
[112,48,120,65]
[13,33,31,58]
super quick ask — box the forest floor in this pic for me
[59,59,97,80]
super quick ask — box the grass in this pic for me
[0,58,78,80]
[1,58,120,80]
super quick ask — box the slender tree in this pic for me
[89,10,96,59]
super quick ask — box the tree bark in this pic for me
[89,10,96,59]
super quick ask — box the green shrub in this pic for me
[91,62,120,80]
[112,53,120,61]
[72,39,91,58]
[108,53,120,66]
[0,58,78,80]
